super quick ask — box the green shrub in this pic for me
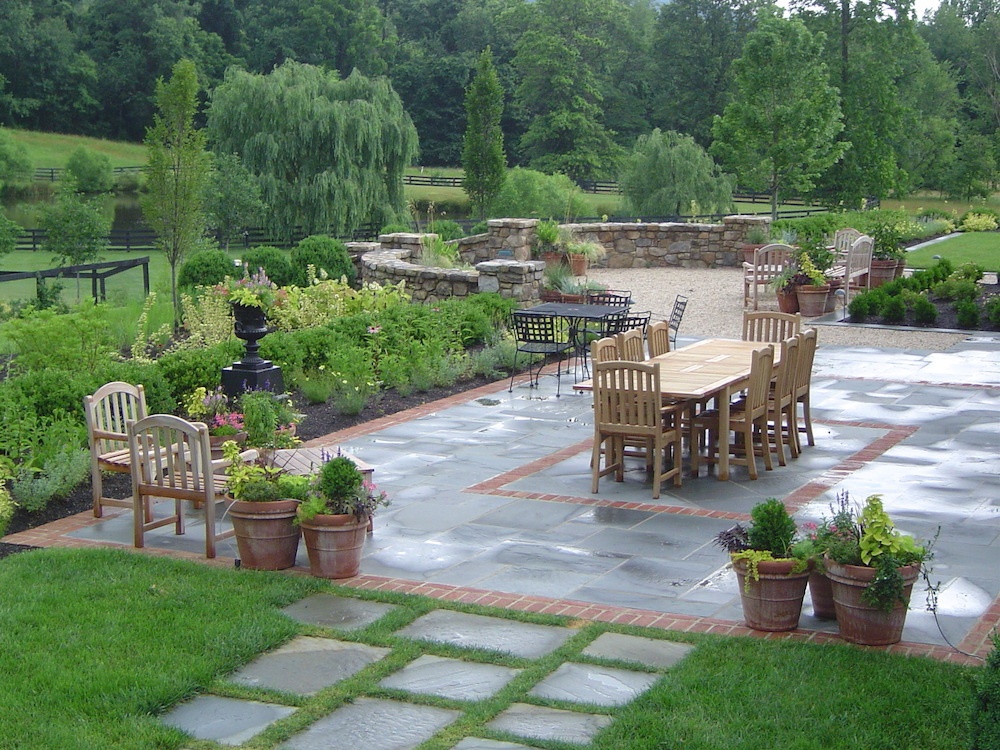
[4,305,116,374]
[747,498,798,557]
[956,299,980,329]
[932,278,979,302]
[379,222,413,234]
[64,147,113,193]
[0,480,13,537]
[986,297,1000,328]
[959,212,999,232]
[178,248,236,288]
[96,360,175,414]
[953,263,985,282]
[972,632,1000,749]
[880,295,906,324]
[239,246,295,287]
[911,294,938,326]
[489,168,588,220]
[429,220,465,241]
[10,448,90,513]
[154,341,243,403]
[847,293,873,322]
[290,235,356,287]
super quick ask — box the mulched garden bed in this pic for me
[0,372,506,561]
[849,281,1000,331]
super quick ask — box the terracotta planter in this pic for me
[796,285,830,317]
[743,244,767,264]
[540,250,565,269]
[568,253,588,277]
[824,556,920,646]
[868,260,898,288]
[732,557,810,632]
[776,288,800,314]
[228,498,300,570]
[808,570,837,620]
[894,258,906,279]
[209,431,247,460]
[299,512,369,579]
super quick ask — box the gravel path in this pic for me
[588,266,971,350]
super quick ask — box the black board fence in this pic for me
[0,257,150,303]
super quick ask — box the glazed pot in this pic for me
[732,557,810,632]
[823,556,920,646]
[228,498,300,570]
[299,512,369,579]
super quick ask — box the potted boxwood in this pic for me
[296,453,390,579]
[714,498,811,632]
[222,441,307,571]
[820,491,930,646]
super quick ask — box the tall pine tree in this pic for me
[463,48,506,219]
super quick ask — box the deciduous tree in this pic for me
[142,59,212,329]
[463,47,507,218]
[710,13,846,219]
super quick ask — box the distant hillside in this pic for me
[4,129,146,170]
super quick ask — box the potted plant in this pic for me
[742,224,770,264]
[184,386,247,458]
[239,389,302,453]
[296,452,390,579]
[770,266,807,314]
[868,222,906,287]
[222,441,306,570]
[819,491,929,646]
[566,239,606,277]
[713,498,811,632]
[794,251,831,317]
[533,219,565,268]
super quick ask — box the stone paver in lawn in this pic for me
[281,594,397,631]
[452,739,536,750]
[486,703,613,745]
[581,632,695,668]
[529,662,660,707]
[278,698,460,750]
[395,610,574,659]
[379,654,521,701]
[161,695,296,746]
[229,636,389,696]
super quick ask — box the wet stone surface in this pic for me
[528,662,660,707]
[161,695,296,746]
[395,610,574,659]
[281,594,397,631]
[486,703,613,745]
[379,654,521,701]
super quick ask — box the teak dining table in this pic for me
[574,338,781,481]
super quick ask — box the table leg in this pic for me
[718,385,731,481]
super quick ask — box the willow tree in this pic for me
[206,61,418,239]
[142,59,212,329]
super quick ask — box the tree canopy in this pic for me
[206,61,418,239]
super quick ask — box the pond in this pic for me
[1,192,146,231]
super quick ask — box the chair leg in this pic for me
[758,419,773,472]
[771,411,787,467]
[799,394,815,446]
[785,404,800,458]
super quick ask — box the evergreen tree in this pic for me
[142,59,212,329]
[463,47,507,219]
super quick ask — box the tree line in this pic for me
[0,0,996,204]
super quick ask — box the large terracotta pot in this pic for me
[894,258,906,279]
[808,570,837,620]
[299,512,369,579]
[796,285,830,317]
[824,556,920,645]
[540,250,565,269]
[568,253,588,277]
[732,557,810,632]
[209,431,247,460]
[776,288,800,314]
[228,498,300,570]
[868,260,898,288]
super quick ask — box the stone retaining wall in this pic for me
[351,216,770,304]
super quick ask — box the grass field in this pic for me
[906,232,1000,271]
[5,128,148,170]
[0,548,978,750]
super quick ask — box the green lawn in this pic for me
[906,232,1000,271]
[5,128,148,170]
[0,548,978,750]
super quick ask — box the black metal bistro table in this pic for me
[530,301,629,380]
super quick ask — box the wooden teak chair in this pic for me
[591,361,684,499]
[767,335,801,466]
[85,381,149,519]
[646,320,671,358]
[615,328,646,362]
[743,311,801,343]
[127,414,237,559]
[743,244,796,310]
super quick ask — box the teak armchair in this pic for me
[591,361,684,499]
[127,413,237,559]
[85,381,149,519]
[743,311,801,343]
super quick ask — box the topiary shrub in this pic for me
[987,297,1000,328]
[239,246,295,287]
[880,295,906,324]
[972,632,1000,749]
[848,293,872,322]
[911,294,938,326]
[746,498,798,557]
[178,248,236,289]
[290,235,356,287]
[956,299,980,329]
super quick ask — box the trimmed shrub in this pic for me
[932,278,979,303]
[848,293,872,322]
[154,341,243,403]
[290,235,356,287]
[880,295,906,324]
[239,246,295,287]
[429,220,465,241]
[911,294,938,326]
[178,248,236,289]
[956,299,980,329]
[987,297,1000,328]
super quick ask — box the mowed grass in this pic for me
[0,548,977,750]
[5,128,147,170]
[906,232,1000,271]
